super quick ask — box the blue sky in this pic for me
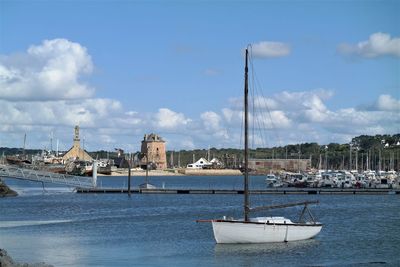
[0,0,399,152]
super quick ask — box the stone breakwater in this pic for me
[0,249,53,267]
[0,179,17,197]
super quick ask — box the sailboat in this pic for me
[198,47,322,244]
[139,151,156,189]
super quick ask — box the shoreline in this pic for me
[99,168,242,177]
[0,248,53,267]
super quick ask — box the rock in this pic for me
[0,249,53,267]
[0,179,18,197]
[0,248,16,267]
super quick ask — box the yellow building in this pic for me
[62,125,93,162]
[140,133,167,170]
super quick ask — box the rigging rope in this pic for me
[248,47,284,152]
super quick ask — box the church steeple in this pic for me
[62,125,93,162]
[73,125,80,148]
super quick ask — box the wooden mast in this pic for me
[244,48,250,222]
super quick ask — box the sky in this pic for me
[0,0,399,153]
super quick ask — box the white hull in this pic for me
[212,219,322,244]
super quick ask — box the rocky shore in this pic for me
[0,249,53,267]
[0,179,17,197]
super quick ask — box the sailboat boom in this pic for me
[249,200,319,213]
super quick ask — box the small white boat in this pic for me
[138,156,156,189]
[265,174,283,188]
[139,183,157,189]
[212,216,322,243]
[198,47,322,244]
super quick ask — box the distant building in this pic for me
[187,157,211,169]
[113,148,130,168]
[62,125,93,162]
[249,158,311,173]
[140,133,167,170]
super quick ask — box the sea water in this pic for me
[1,176,399,266]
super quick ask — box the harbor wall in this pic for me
[178,169,242,176]
[102,168,242,176]
[249,159,311,173]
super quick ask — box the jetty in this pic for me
[0,164,94,189]
[76,187,400,195]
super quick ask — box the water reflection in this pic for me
[0,219,73,228]
[214,240,320,267]
[0,232,86,266]
[215,239,319,254]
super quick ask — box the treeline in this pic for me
[167,134,400,170]
[1,134,399,170]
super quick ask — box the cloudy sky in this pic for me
[0,1,399,152]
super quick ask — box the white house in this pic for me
[186,157,211,169]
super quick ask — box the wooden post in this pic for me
[92,160,97,188]
[128,162,131,197]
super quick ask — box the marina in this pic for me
[1,176,399,266]
[1,0,399,265]
[76,187,400,195]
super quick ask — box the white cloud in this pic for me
[250,41,291,58]
[375,94,400,111]
[219,90,399,145]
[201,111,221,131]
[0,38,94,101]
[277,89,333,106]
[321,108,399,137]
[153,108,191,129]
[222,108,242,125]
[200,111,229,139]
[253,96,279,110]
[338,32,400,58]
[265,111,291,128]
[1,89,398,150]
[1,39,398,151]
[0,98,123,128]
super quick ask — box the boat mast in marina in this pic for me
[244,47,250,222]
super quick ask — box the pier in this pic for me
[76,187,400,195]
[0,164,94,189]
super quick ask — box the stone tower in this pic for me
[140,133,167,170]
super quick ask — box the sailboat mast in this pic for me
[244,48,250,222]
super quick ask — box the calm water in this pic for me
[1,176,399,266]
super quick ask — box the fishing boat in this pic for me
[198,47,322,243]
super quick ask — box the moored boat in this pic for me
[198,47,322,244]
[212,215,322,243]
